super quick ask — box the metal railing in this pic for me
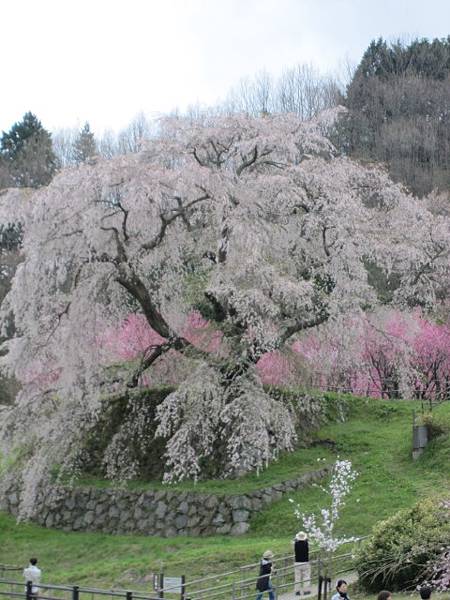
[0,537,368,600]
[0,579,164,600]
[160,537,367,600]
[180,550,356,600]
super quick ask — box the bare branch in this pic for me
[140,193,210,251]
[192,148,205,167]
[236,146,259,176]
[99,224,127,263]
[278,312,329,346]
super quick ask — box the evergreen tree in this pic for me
[0,112,57,188]
[338,37,450,196]
[72,122,97,165]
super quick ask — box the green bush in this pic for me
[420,412,450,440]
[356,497,450,591]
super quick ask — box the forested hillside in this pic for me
[338,37,450,195]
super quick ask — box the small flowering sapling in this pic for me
[290,459,358,582]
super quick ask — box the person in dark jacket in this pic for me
[419,586,432,600]
[293,531,310,596]
[331,580,350,600]
[256,550,275,600]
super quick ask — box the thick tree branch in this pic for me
[100,224,128,263]
[116,201,130,241]
[127,338,184,387]
[236,146,259,176]
[277,312,329,347]
[115,271,171,339]
[141,193,210,251]
[115,269,217,387]
[192,148,205,167]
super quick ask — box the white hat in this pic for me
[263,550,274,559]
[296,531,307,540]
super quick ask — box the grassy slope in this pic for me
[252,399,450,537]
[1,399,449,590]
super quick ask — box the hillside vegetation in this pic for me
[339,36,450,196]
[1,397,449,589]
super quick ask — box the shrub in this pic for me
[356,497,450,591]
[420,412,450,440]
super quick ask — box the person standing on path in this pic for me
[23,558,42,598]
[293,531,311,596]
[256,550,275,600]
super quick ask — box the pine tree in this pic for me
[340,37,450,195]
[0,112,57,188]
[72,122,97,165]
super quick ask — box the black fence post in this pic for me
[159,573,164,599]
[126,591,132,600]
[72,585,79,600]
[317,556,323,600]
[181,575,186,600]
[324,576,331,600]
[26,581,32,600]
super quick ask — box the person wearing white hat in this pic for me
[255,550,275,600]
[293,531,310,596]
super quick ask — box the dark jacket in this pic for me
[331,593,350,600]
[256,559,272,592]
[294,539,309,562]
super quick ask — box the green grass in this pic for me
[251,400,450,537]
[0,514,289,588]
[1,398,449,591]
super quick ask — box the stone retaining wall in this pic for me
[1,467,329,537]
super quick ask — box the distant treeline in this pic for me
[1,36,449,197]
[339,36,450,196]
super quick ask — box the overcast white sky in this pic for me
[2,0,450,135]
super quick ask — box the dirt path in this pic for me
[276,570,358,600]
